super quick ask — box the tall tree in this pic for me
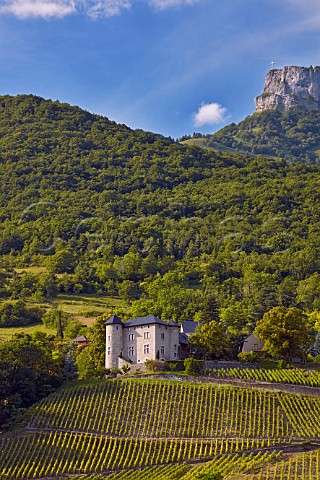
[189,321,229,360]
[202,295,220,324]
[254,306,314,360]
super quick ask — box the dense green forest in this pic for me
[1,94,320,346]
[182,108,320,164]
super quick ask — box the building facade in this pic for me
[105,314,180,369]
[242,333,264,353]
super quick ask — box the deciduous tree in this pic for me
[254,306,314,360]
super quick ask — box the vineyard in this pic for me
[207,368,320,387]
[1,378,320,479]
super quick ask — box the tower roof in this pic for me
[104,314,123,326]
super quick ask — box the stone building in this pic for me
[242,333,264,353]
[105,314,181,369]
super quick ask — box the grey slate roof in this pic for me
[124,315,179,328]
[104,314,124,326]
[179,332,189,345]
[181,320,198,335]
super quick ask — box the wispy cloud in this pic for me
[281,0,320,28]
[193,102,228,127]
[0,0,202,18]
[83,0,131,18]
[284,0,320,12]
[148,0,200,9]
[0,0,76,18]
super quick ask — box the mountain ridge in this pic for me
[182,66,320,164]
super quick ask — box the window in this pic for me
[107,347,111,356]
[161,333,165,340]
[144,331,150,339]
[160,346,165,356]
[116,326,119,330]
[144,344,150,354]
[174,353,177,357]
[129,334,134,341]
[107,335,111,341]
[128,346,134,356]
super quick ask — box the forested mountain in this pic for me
[1,94,320,341]
[182,108,320,164]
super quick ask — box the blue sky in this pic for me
[0,0,319,137]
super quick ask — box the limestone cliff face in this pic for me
[255,66,320,113]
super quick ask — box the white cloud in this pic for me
[0,0,203,18]
[148,0,200,9]
[0,0,76,18]
[193,102,227,127]
[83,0,131,18]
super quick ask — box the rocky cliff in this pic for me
[255,66,320,113]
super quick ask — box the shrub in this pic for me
[145,359,166,372]
[164,360,185,372]
[122,364,131,374]
[184,358,205,375]
[238,351,259,363]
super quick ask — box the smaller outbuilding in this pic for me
[70,335,90,348]
[242,333,264,353]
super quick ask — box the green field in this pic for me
[1,378,320,479]
[0,322,56,341]
[0,293,129,340]
[51,293,129,326]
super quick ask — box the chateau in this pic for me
[105,314,192,369]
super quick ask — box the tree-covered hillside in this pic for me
[183,108,320,164]
[1,95,320,343]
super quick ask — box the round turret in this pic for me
[105,315,124,369]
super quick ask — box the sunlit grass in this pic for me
[0,293,130,338]
[0,323,56,342]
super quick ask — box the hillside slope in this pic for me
[183,108,320,164]
[1,378,320,479]
[1,95,320,328]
